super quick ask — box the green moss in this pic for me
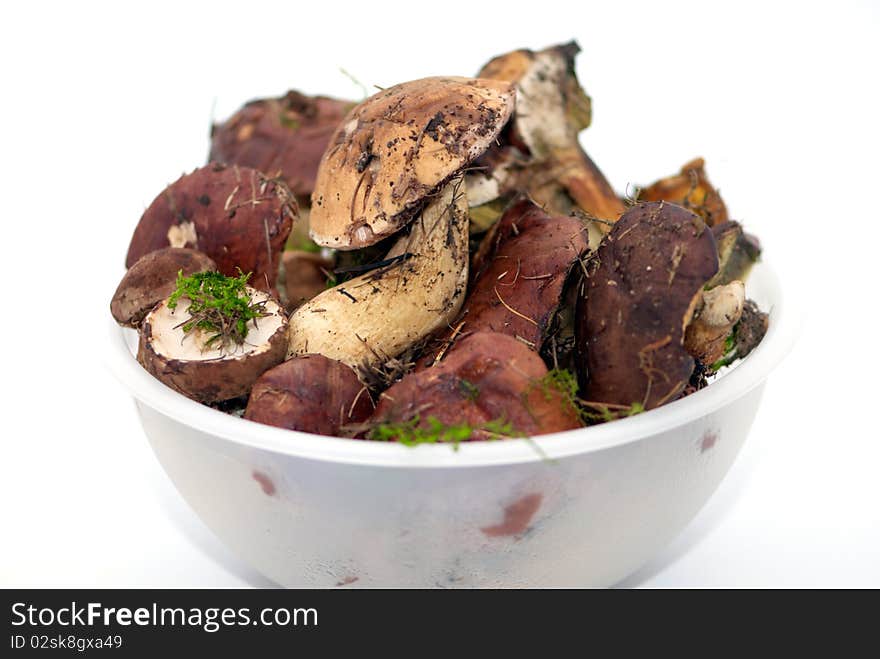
[168,270,267,349]
[368,415,516,450]
[583,401,645,423]
[458,378,480,402]
[709,333,738,372]
[529,368,583,421]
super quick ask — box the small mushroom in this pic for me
[420,197,589,365]
[475,42,625,246]
[639,158,729,227]
[126,163,297,292]
[308,76,515,249]
[244,354,372,435]
[288,176,469,368]
[110,247,216,327]
[210,90,353,199]
[138,286,288,403]
[684,281,746,365]
[576,201,719,409]
[369,332,582,441]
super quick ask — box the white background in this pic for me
[1,0,878,587]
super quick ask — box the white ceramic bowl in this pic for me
[106,262,796,587]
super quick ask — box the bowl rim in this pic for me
[104,261,798,468]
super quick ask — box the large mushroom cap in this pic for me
[309,76,515,249]
[576,201,719,410]
[210,91,353,199]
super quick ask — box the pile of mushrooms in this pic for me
[110,41,768,443]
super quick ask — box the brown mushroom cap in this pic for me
[420,198,589,365]
[309,76,515,249]
[111,247,216,327]
[576,201,719,409]
[244,354,372,435]
[210,91,353,199]
[137,288,288,403]
[126,164,296,292]
[370,332,582,441]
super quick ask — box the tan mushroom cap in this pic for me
[309,76,515,249]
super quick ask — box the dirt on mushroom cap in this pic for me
[308,76,515,249]
[126,163,296,292]
[576,201,719,410]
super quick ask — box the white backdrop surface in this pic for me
[1,0,878,587]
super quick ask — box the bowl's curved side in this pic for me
[138,381,765,587]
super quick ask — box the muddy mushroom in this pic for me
[126,164,296,292]
[308,76,515,250]
[210,90,353,200]
[576,201,720,410]
[288,176,470,368]
[138,272,288,403]
[111,247,216,327]
[244,354,373,435]
[475,42,625,247]
[369,332,582,442]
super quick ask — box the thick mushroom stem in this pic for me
[287,177,469,368]
[684,281,746,365]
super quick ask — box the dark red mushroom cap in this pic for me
[576,201,719,409]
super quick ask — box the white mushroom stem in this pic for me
[684,280,746,365]
[287,176,469,368]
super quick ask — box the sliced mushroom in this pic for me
[138,287,288,403]
[639,158,729,227]
[309,77,515,249]
[420,197,589,365]
[288,176,469,368]
[370,332,582,441]
[244,354,372,435]
[475,42,625,246]
[576,201,719,409]
[684,281,746,365]
[126,164,296,292]
[111,247,216,327]
[210,91,353,199]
